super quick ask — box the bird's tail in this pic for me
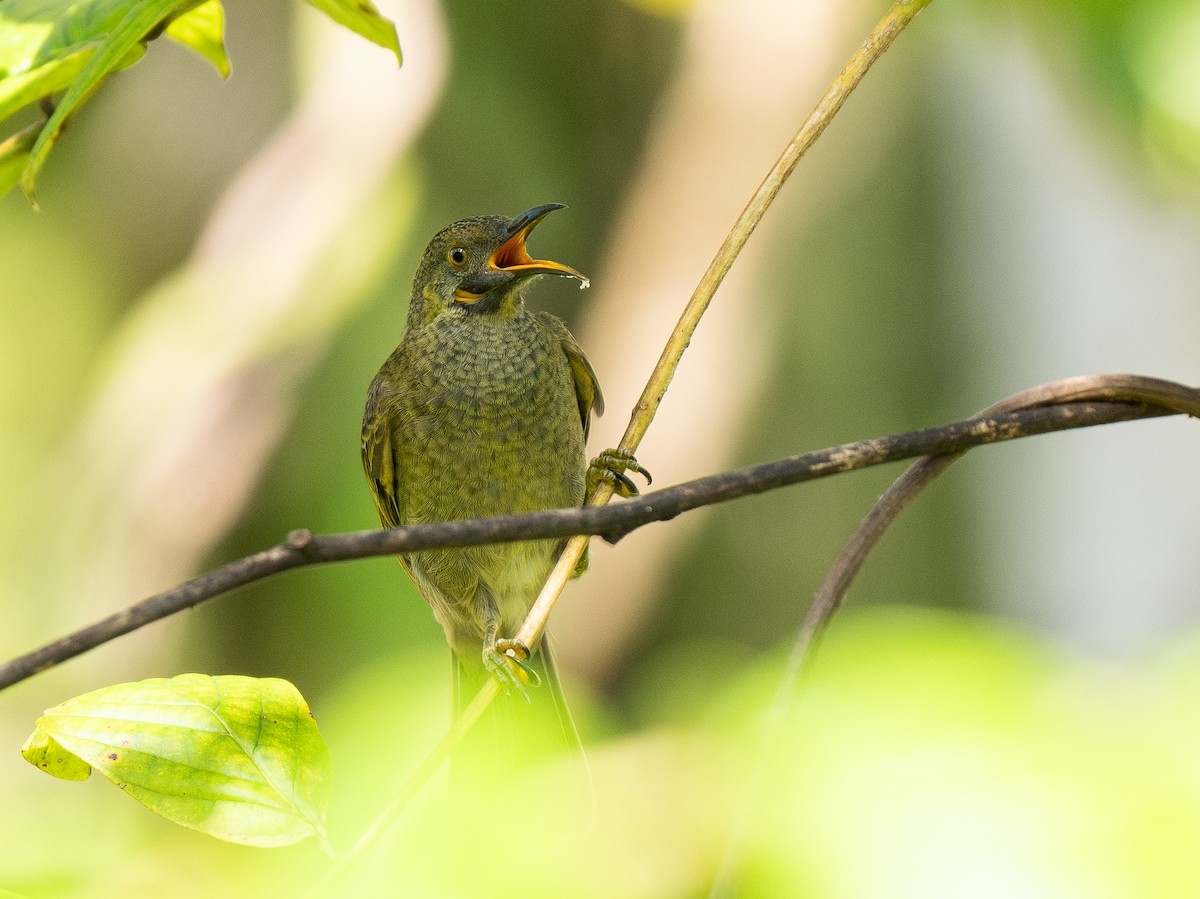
[450,636,590,813]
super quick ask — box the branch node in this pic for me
[286,528,314,551]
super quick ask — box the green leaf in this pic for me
[0,43,149,127]
[305,0,401,64]
[164,0,230,78]
[20,726,92,780]
[1,0,398,199]
[24,674,333,848]
[20,0,206,199]
[0,118,40,196]
[0,0,158,125]
[0,0,130,77]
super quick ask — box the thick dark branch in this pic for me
[1,377,1193,692]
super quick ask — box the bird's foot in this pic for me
[483,638,540,700]
[586,448,652,501]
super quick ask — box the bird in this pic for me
[361,204,646,775]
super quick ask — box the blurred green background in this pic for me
[3,0,1200,895]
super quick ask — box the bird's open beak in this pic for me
[491,204,588,281]
[454,204,588,305]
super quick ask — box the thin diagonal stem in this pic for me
[512,0,937,653]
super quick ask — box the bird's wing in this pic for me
[361,377,419,579]
[538,312,604,438]
[361,379,402,528]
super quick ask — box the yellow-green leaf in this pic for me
[20,727,92,780]
[25,674,332,848]
[0,0,158,126]
[305,0,401,64]
[20,0,205,198]
[1,0,398,199]
[0,118,40,196]
[0,0,135,81]
[164,0,230,78]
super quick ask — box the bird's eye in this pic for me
[447,247,469,267]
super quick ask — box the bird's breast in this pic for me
[395,315,586,522]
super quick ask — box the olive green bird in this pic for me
[361,205,645,763]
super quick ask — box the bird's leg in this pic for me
[570,544,590,578]
[493,635,536,667]
[481,601,540,698]
[586,448,652,501]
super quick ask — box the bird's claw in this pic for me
[483,638,540,700]
[586,449,652,501]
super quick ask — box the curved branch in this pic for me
[2,374,1195,692]
[706,373,1200,897]
[800,373,1200,676]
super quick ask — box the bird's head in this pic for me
[408,204,588,325]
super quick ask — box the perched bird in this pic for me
[361,204,644,771]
